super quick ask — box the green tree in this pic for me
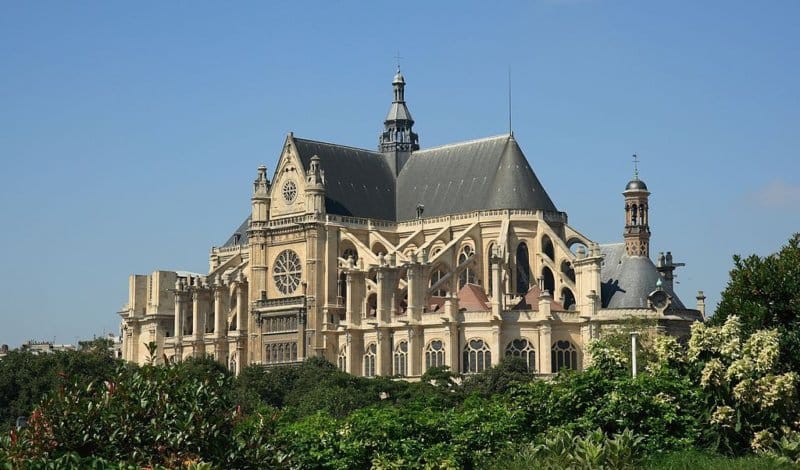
[0,348,119,431]
[710,233,800,372]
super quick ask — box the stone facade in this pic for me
[119,71,703,377]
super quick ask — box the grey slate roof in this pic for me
[293,138,397,220]
[385,101,413,122]
[222,216,251,247]
[396,135,557,220]
[599,243,686,310]
[222,134,560,242]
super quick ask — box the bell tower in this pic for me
[623,155,651,257]
[379,67,419,175]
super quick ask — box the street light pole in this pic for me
[631,331,639,378]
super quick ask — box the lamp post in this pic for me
[630,331,639,378]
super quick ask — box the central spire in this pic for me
[379,67,419,175]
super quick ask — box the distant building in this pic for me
[20,340,76,355]
[119,69,704,376]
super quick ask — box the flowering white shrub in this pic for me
[687,315,798,451]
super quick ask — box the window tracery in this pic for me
[505,339,536,371]
[363,342,377,377]
[273,250,302,294]
[425,340,446,370]
[551,340,578,371]
[463,339,491,373]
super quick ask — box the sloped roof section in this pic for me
[599,243,686,310]
[396,135,557,220]
[222,216,250,247]
[293,138,396,220]
[458,283,491,311]
[513,285,567,311]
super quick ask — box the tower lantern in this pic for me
[623,155,651,257]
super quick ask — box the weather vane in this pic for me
[632,153,640,179]
[394,51,403,71]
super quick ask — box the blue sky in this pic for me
[0,1,798,347]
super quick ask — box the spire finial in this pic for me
[508,66,513,136]
[632,153,640,180]
[394,51,403,72]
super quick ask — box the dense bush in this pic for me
[0,346,120,433]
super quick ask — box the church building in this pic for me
[119,69,704,376]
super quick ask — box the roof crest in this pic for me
[412,134,510,154]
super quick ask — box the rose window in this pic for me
[273,250,302,294]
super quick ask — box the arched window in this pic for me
[458,245,478,289]
[541,235,555,261]
[363,343,377,377]
[425,340,446,370]
[560,260,575,283]
[551,340,578,372]
[394,341,408,377]
[371,242,387,257]
[505,339,536,371]
[430,266,448,297]
[631,205,638,225]
[342,247,358,263]
[463,339,491,374]
[516,242,531,294]
[337,346,347,372]
[542,266,555,295]
[561,287,576,310]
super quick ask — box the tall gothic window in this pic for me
[463,339,491,374]
[542,266,555,295]
[541,235,555,260]
[363,343,377,377]
[393,341,408,377]
[430,266,448,297]
[505,339,536,371]
[425,340,446,370]
[338,346,347,372]
[551,340,578,372]
[561,287,576,310]
[516,242,531,294]
[458,245,477,289]
[342,247,358,263]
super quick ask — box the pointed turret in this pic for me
[379,67,419,175]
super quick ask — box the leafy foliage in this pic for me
[711,233,800,372]
[0,348,119,432]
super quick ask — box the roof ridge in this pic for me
[412,134,510,154]
[292,136,380,155]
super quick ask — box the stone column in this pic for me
[192,289,202,340]
[346,331,362,375]
[408,326,422,377]
[491,322,502,366]
[213,284,224,338]
[447,322,459,374]
[174,283,184,341]
[406,259,422,323]
[376,328,391,376]
[236,281,247,332]
[491,254,502,320]
[539,325,552,374]
[345,272,362,327]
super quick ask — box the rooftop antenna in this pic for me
[632,153,640,180]
[508,66,513,136]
